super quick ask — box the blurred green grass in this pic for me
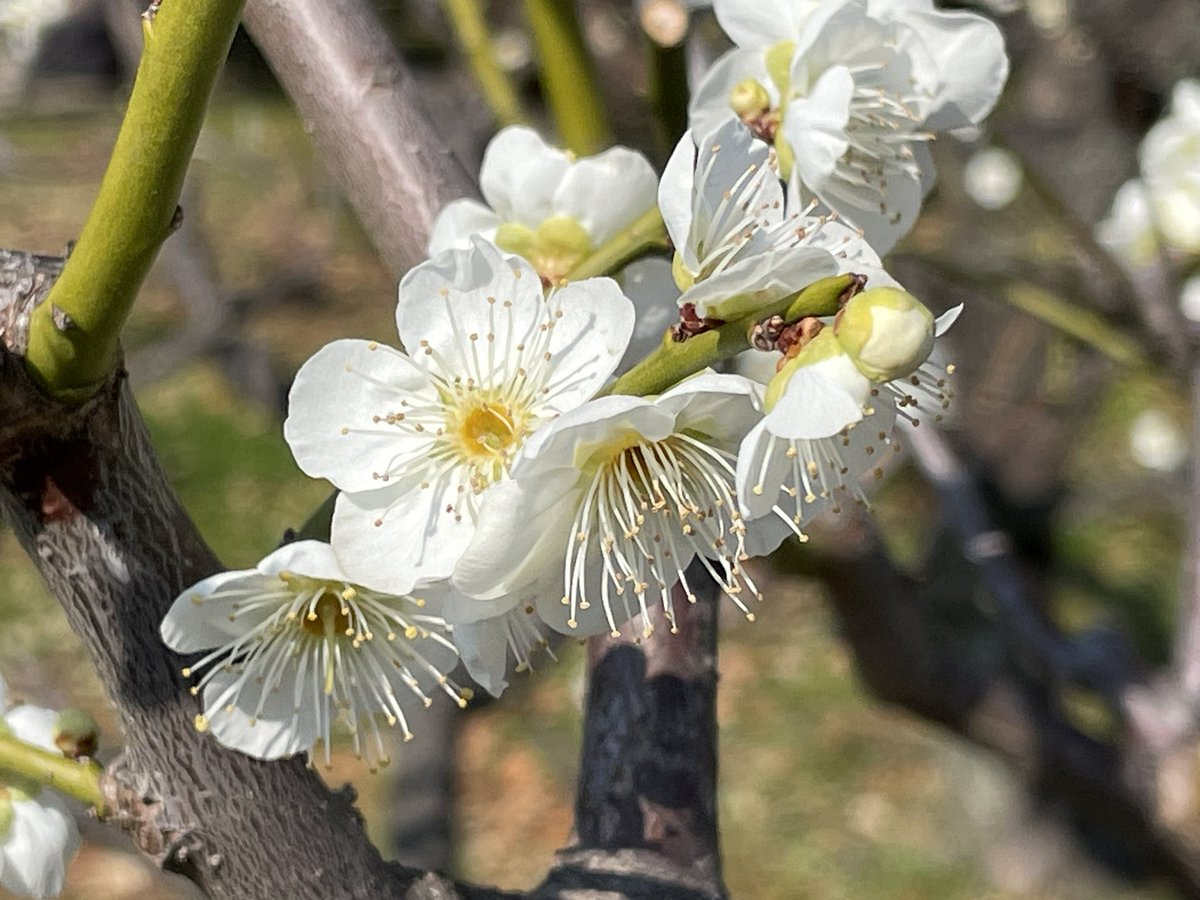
[0,91,1187,899]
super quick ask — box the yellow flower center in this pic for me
[300,591,352,639]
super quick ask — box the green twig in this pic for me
[521,0,611,154]
[24,0,245,399]
[440,0,527,127]
[607,274,853,397]
[564,206,668,282]
[0,731,106,814]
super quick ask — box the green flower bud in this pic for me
[729,79,771,118]
[834,287,935,382]
[496,215,593,283]
[0,789,12,839]
[54,709,99,759]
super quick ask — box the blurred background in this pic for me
[0,0,1198,896]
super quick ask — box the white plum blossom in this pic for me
[737,290,960,530]
[661,118,840,319]
[1140,79,1200,255]
[690,0,1008,253]
[429,126,659,283]
[1100,79,1200,268]
[453,373,777,638]
[0,676,79,899]
[160,541,464,768]
[285,238,634,597]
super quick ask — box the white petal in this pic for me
[452,473,582,601]
[715,0,808,47]
[681,245,839,319]
[735,420,793,519]
[160,568,271,653]
[657,372,763,450]
[905,9,1008,132]
[542,277,636,409]
[659,130,698,254]
[688,49,774,140]
[330,484,468,595]
[451,618,512,697]
[396,238,545,382]
[427,200,502,255]
[783,65,854,191]
[201,667,314,761]
[4,707,59,754]
[555,147,659,245]
[421,578,519,625]
[0,792,78,899]
[285,339,438,493]
[617,258,680,374]
[934,304,963,337]
[479,126,571,225]
[255,541,348,581]
[815,156,924,255]
[764,365,867,440]
[520,395,674,470]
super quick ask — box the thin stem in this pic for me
[606,274,853,397]
[24,0,245,399]
[0,731,106,813]
[521,0,611,154]
[564,206,669,283]
[440,0,527,127]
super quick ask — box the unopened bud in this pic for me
[834,287,934,381]
[53,709,99,759]
[729,79,771,118]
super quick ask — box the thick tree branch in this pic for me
[241,0,477,277]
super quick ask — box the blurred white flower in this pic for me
[1181,274,1200,323]
[285,239,634,597]
[161,541,464,768]
[0,0,68,65]
[1099,80,1200,269]
[453,374,777,637]
[429,127,659,283]
[1141,79,1200,256]
[1096,179,1158,270]
[690,0,1008,253]
[0,676,80,899]
[1129,409,1187,473]
[963,146,1023,210]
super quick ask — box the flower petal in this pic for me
[330,482,469,595]
[479,126,572,225]
[763,364,867,440]
[428,199,502,256]
[160,568,274,653]
[617,258,680,374]
[200,666,315,761]
[396,238,546,382]
[255,540,348,581]
[783,65,853,191]
[0,792,78,899]
[285,339,439,493]
[451,618,511,697]
[4,706,59,754]
[541,277,635,410]
[555,146,659,245]
[681,245,838,319]
[904,9,1008,132]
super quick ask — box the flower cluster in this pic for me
[690,0,1007,253]
[0,676,80,899]
[163,0,1004,765]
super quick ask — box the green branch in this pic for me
[0,731,105,814]
[521,0,611,154]
[441,0,527,127]
[565,206,668,282]
[24,0,246,400]
[607,274,854,397]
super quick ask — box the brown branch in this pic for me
[241,0,477,277]
[537,575,724,900]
